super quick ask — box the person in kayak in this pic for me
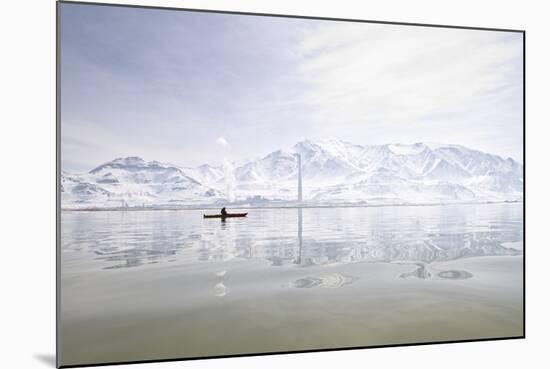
[221,207,228,216]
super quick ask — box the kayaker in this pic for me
[221,207,227,216]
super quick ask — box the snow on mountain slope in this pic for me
[181,164,224,187]
[61,157,223,209]
[293,139,364,180]
[61,140,523,209]
[225,139,523,204]
[235,149,298,182]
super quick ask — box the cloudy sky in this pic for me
[60,3,523,173]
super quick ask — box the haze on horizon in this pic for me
[60,3,524,173]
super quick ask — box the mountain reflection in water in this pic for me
[61,203,523,272]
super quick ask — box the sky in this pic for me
[60,3,524,173]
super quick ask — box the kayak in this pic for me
[203,212,248,219]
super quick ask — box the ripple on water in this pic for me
[289,273,358,289]
[214,282,230,297]
[400,264,431,279]
[437,270,473,280]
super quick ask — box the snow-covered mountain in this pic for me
[61,139,523,209]
[228,138,522,205]
[181,164,224,187]
[61,157,224,209]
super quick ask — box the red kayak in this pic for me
[203,212,248,219]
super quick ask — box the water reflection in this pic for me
[286,273,359,289]
[295,208,303,265]
[438,270,473,280]
[213,282,230,297]
[399,263,474,280]
[400,263,431,279]
[61,203,523,272]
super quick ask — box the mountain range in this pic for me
[61,138,523,209]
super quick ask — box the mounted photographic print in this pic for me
[57,1,525,367]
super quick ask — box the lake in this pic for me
[59,202,524,366]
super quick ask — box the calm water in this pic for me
[61,203,523,270]
[60,203,524,365]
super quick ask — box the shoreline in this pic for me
[60,199,523,212]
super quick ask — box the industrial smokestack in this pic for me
[295,153,303,202]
